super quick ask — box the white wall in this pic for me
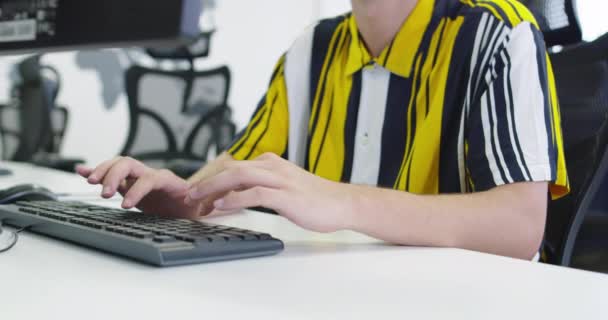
[577,1,608,41]
[318,0,351,18]
[200,0,316,128]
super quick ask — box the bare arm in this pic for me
[348,181,547,260]
[188,153,548,260]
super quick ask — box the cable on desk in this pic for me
[0,221,32,253]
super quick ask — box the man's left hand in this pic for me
[186,153,355,233]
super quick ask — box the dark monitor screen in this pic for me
[0,0,202,55]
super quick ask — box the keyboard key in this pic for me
[18,207,39,214]
[205,235,228,243]
[175,235,197,242]
[130,230,154,239]
[222,230,248,240]
[153,235,178,243]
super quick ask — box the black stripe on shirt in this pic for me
[312,90,335,173]
[341,71,362,182]
[491,52,526,182]
[307,18,347,170]
[485,90,510,184]
[465,91,494,192]
[378,74,412,188]
[426,18,448,117]
[243,93,279,160]
[438,16,478,193]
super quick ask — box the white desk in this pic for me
[1,161,607,320]
[0,161,102,196]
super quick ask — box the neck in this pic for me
[351,0,418,57]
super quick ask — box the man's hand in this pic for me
[186,153,355,233]
[76,157,204,219]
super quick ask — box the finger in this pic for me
[191,191,228,215]
[75,165,93,178]
[184,159,273,189]
[87,157,122,183]
[208,208,241,217]
[101,159,146,198]
[252,152,284,164]
[213,187,284,212]
[117,178,137,196]
[250,152,296,170]
[121,174,156,209]
[123,170,188,208]
[218,158,276,176]
[187,167,284,201]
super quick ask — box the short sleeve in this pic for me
[227,55,289,161]
[465,21,569,199]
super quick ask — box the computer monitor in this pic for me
[0,0,204,176]
[0,0,203,55]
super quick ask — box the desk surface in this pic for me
[1,161,608,320]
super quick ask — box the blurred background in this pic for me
[0,0,603,166]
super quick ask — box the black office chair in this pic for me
[121,32,236,178]
[544,33,608,271]
[524,0,608,270]
[0,55,82,172]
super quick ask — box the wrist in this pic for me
[341,185,417,236]
[338,183,370,232]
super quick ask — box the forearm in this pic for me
[346,182,548,260]
[188,152,234,184]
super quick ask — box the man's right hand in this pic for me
[76,157,205,219]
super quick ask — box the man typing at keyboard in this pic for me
[77,0,569,260]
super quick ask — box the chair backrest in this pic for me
[121,64,235,167]
[0,104,68,161]
[544,32,608,266]
[0,55,68,161]
[520,0,583,47]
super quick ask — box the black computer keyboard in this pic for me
[0,201,284,266]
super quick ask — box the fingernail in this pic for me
[122,200,131,208]
[88,175,97,182]
[214,198,224,209]
[103,186,111,195]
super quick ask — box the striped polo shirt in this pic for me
[228,0,569,198]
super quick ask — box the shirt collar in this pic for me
[345,0,435,78]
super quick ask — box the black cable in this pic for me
[0,221,31,254]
